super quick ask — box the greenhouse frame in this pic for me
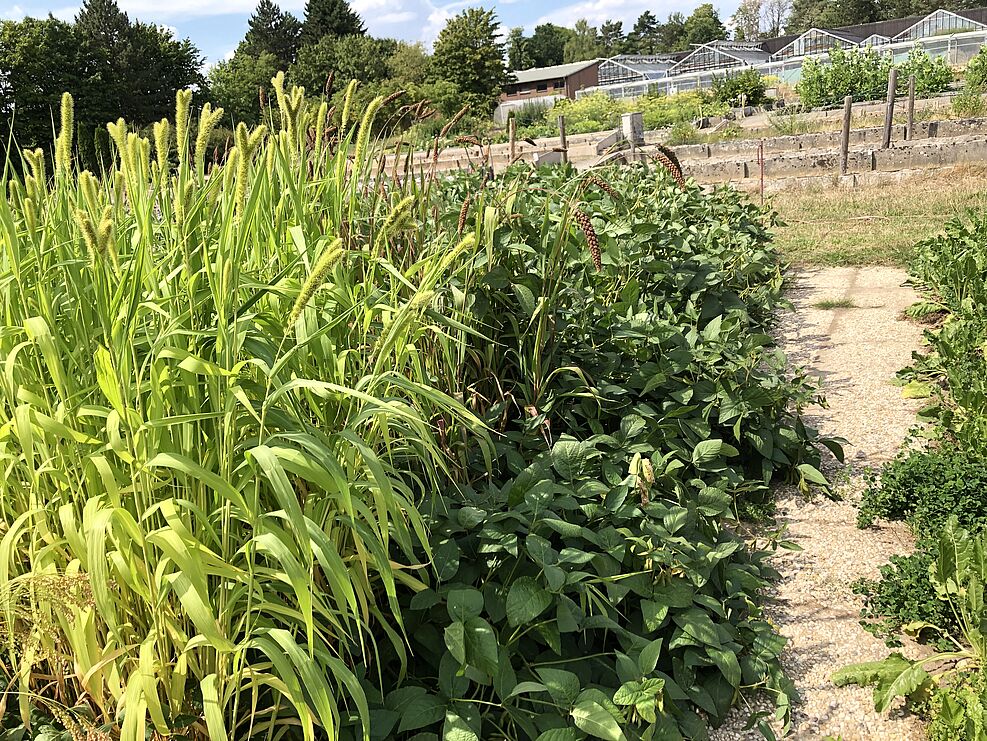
[579,6,987,100]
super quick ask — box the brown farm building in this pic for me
[501,60,602,102]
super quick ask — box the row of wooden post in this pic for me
[841,71,917,175]
[507,69,918,177]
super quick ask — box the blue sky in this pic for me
[0,0,743,66]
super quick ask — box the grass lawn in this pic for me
[769,165,987,266]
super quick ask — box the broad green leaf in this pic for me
[552,438,590,480]
[443,710,480,741]
[797,463,828,487]
[445,621,466,665]
[397,692,446,733]
[447,588,484,622]
[571,699,626,741]
[464,617,499,676]
[536,667,581,708]
[692,439,739,465]
[507,577,552,626]
[535,731,577,741]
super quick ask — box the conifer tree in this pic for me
[301,0,364,46]
[241,0,301,68]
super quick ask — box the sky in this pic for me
[0,0,744,66]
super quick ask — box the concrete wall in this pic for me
[682,133,987,183]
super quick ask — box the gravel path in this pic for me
[712,266,928,741]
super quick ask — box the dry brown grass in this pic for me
[768,165,987,266]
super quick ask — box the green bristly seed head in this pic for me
[287,238,345,327]
[195,103,224,177]
[175,88,193,165]
[341,79,358,129]
[153,119,171,173]
[55,92,74,175]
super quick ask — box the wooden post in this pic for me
[508,117,516,162]
[906,74,916,141]
[840,95,852,175]
[558,115,568,164]
[758,139,765,205]
[883,67,897,150]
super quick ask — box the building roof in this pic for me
[510,60,601,85]
[773,27,865,58]
[604,55,676,78]
[669,41,771,74]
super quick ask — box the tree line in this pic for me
[0,0,202,160]
[505,6,728,71]
[2,0,975,162]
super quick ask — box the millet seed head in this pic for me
[572,207,602,271]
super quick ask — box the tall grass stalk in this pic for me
[0,78,488,740]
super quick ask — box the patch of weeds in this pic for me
[853,547,959,651]
[813,297,858,310]
[857,446,987,533]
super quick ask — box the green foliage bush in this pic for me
[854,549,959,649]
[965,46,987,89]
[952,83,987,118]
[797,47,952,109]
[837,519,987,736]
[355,163,838,739]
[711,68,768,107]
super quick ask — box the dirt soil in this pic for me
[711,266,929,741]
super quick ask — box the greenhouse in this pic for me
[581,5,987,100]
[890,8,985,41]
[774,28,863,59]
[669,41,771,75]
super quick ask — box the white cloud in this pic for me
[1,4,77,20]
[114,0,457,45]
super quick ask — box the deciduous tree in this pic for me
[659,13,687,52]
[732,0,763,40]
[528,23,573,67]
[291,34,396,92]
[208,51,280,125]
[387,41,430,85]
[0,17,82,149]
[506,26,532,71]
[431,7,507,112]
[683,4,727,47]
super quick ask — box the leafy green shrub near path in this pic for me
[854,549,959,649]
[857,446,987,532]
[797,46,952,108]
[846,202,987,737]
[965,46,987,89]
[953,47,987,117]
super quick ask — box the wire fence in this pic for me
[579,29,987,101]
